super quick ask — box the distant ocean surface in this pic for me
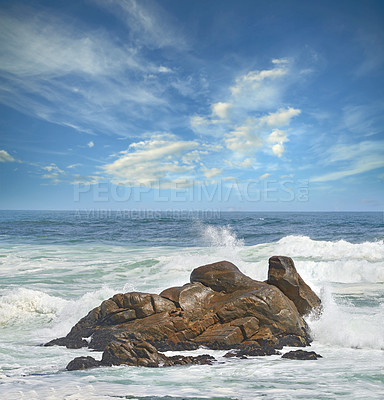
[0,210,383,399]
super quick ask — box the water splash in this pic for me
[199,223,244,248]
[307,287,384,350]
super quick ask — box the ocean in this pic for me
[0,210,383,399]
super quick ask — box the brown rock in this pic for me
[47,258,316,369]
[66,356,101,371]
[160,285,185,305]
[190,260,258,293]
[194,323,244,346]
[211,283,306,336]
[151,294,177,314]
[106,309,136,325]
[230,317,259,339]
[267,256,321,315]
[282,349,322,360]
[102,339,167,367]
[178,282,216,316]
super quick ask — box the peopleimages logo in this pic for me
[73,178,310,203]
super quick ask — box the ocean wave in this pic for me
[0,288,66,327]
[308,288,384,350]
[273,235,384,261]
[197,222,245,248]
[0,286,115,338]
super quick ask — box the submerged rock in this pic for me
[48,257,321,369]
[282,349,323,360]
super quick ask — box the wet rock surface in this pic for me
[282,349,323,360]
[267,256,322,316]
[46,258,322,370]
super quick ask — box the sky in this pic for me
[0,0,383,211]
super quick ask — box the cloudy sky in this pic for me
[0,0,383,211]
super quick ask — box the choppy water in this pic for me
[0,211,383,399]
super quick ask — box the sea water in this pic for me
[0,211,383,399]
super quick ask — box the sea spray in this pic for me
[307,287,384,350]
[274,235,384,261]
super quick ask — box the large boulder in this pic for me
[190,260,258,293]
[48,258,320,369]
[267,256,321,316]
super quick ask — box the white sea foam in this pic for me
[308,288,384,350]
[274,235,384,261]
[200,223,245,248]
[0,286,116,339]
[0,288,66,327]
[246,235,384,284]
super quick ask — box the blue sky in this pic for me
[0,0,383,211]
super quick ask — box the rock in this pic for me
[194,323,244,346]
[167,354,216,366]
[102,339,168,367]
[224,344,280,358]
[66,356,101,371]
[268,256,322,315]
[47,258,318,370]
[209,283,307,339]
[101,339,216,367]
[44,336,88,349]
[190,260,258,293]
[66,339,216,370]
[160,285,186,305]
[282,349,322,360]
[178,282,216,315]
[277,334,310,348]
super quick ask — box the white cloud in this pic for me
[271,143,285,157]
[224,111,297,158]
[202,166,223,179]
[103,133,199,187]
[70,174,99,185]
[0,150,15,162]
[0,12,141,78]
[342,103,384,137]
[88,141,94,148]
[158,66,173,73]
[313,141,384,182]
[239,158,254,168]
[191,61,300,161]
[0,8,169,136]
[231,67,288,95]
[93,0,186,50]
[267,129,288,144]
[67,163,82,169]
[260,107,301,127]
[259,173,270,180]
[212,102,231,118]
[272,58,289,64]
[267,129,289,157]
[42,164,64,173]
[41,163,65,184]
[182,150,208,165]
[225,125,263,154]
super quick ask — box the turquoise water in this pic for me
[0,211,383,399]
